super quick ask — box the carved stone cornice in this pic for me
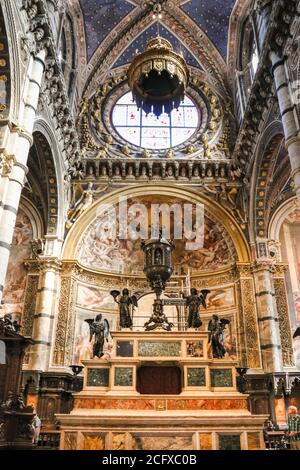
[38,257,62,273]
[235,263,253,278]
[78,157,238,182]
[271,263,288,277]
[251,260,276,274]
[24,257,62,273]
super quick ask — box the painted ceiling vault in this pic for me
[79,0,237,64]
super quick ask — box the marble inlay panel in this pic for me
[83,433,105,450]
[138,341,181,357]
[133,436,193,450]
[64,432,77,450]
[218,434,241,450]
[199,433,213,450]
[187,368,206,387]
[247,432,261,450]
[114,367,133,386]
[74,398,156,410]
[87,368,109,387]
[186,341,204,357]
[210,369,233,387]
[116,341,134,357]
[166,398,247,410]
[112,433,127,450]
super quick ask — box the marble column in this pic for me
[252,262,283,372]
[270,51,300,206]
[0,50,46,301]
[27,257,61,371]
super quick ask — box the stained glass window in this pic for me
[112,92,199,149]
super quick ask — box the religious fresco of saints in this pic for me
[77,195,236,275]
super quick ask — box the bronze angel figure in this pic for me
[182,288,210,328]
[208,315,230,359]
[85,314,110,358]
[111,289,138,329]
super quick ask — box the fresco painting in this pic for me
[2,209,33,319]
[77,196,236,274]
[76,284,116,310]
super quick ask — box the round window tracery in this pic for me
[112,91,199,150]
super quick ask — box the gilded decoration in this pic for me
[21,275,39,338]
[53,277,73,366]
[78,69,228,161]
[239,278,261,369]
[235,281,248,367]
[273,278,294,367]
[127,36,189,116]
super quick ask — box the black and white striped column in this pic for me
[0,50,46,301]
[253,262,283,372]
[27,257,61,371]
[271,51,300,205]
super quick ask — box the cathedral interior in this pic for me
[1,0,300,451]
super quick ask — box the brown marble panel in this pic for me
[83,433,105,450]
[64,432,78,450]
[74,398,156,410]
[133,436,193,450]
[166,398,248,410]
[247,432,261,450]
[199,433,213,450]
[112,433,127,450]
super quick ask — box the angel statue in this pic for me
[208,314,230,359]
[85,314,110,359]
[182,288,210,329]
[110,289,138,329]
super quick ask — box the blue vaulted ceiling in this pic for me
[181,0,236,59]
[79,0,237,62]
[113,23,202,69]
[79,0,135,60]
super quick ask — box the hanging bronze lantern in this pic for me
[127,36,189,117]
[141,235,175,298]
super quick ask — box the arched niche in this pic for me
[32,122,65,241]
[61,186,249,368]
[63,185,250,268]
